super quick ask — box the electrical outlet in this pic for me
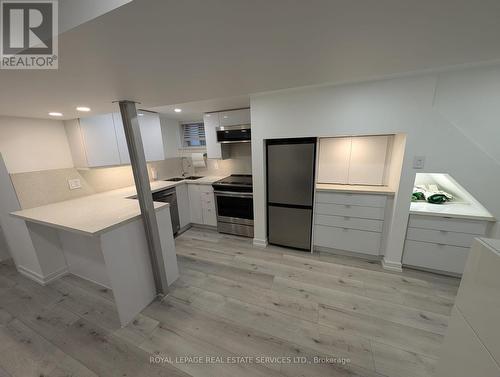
[68,178,82,190]
[413,156,425,169]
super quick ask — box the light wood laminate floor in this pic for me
[0,228,460,377]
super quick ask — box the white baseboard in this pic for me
[381,258,403,272]
[17,265,69,286]
[253,237,268,248]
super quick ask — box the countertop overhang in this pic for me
[10,176,224,236]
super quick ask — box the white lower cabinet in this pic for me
[402,214,489,275]
[175,184,190,229]
[436,307,500,377]
[188,184,217,226]
[314,225,382,255]
[188,185,203,224]
[403,240,469,275]
[313,191,388,256]
[436,240,500,377]
[199,186,217,226]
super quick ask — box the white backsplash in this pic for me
[194,143,252,177]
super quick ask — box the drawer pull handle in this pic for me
[344,216,350,220]
[437,243,446,247]
[345,205,352,208]
[440,230,448,234]
[343,228,349,231]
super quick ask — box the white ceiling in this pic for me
[148,95,249,122]
[2,0,500,120]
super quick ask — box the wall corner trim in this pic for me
[381,258,403,272]
[253,237,268,248]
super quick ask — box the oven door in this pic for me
[214,191,254,225]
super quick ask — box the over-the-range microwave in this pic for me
[216,125,251,143]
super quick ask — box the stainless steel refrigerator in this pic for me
[266,138,316,250]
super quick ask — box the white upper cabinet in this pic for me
[112,112,130,164]
[349,135,389,185]
[66,111,166,168]
[138,112,165,162]
[317,135,390,186]
[318,137,351,184]
[113,111,164,163]
[219,108,251,126]
[204,112,229,159]
[78,114,121,167]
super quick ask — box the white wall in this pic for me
[251,64,500,268]
[0,116,74,174]
[0,225,10,261]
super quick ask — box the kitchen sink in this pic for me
[184,176,203,180]
[165,177,185,182]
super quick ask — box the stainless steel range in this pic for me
[212,174,253,238]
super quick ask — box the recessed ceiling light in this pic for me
[49,112,63,117]
[76,106,91,112]
[174,108,182,113]
[138,113,144,116]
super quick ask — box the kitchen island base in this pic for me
[16,206,178,326]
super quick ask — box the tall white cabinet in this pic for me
[317,135,390,186]
[66,111,165,168]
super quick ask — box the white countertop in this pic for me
[410,201,496,222]
[10,176,224,236]
[316,183,395,195]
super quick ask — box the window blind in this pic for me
[182,122,206,147]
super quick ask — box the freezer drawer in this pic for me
[268,205,312,250]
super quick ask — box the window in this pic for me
[181,122,206,148]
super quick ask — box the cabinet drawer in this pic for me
[202,207,217,226]
[406,227,477,248]
[315,191,387,208]
[314,225,381,255]
[403,239,469,275]
[315,203,385,220]
[315,214,383,233]
[408,215,488,235]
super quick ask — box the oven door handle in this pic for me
[214,191,253,198]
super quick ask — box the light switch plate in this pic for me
[68,178,82,190]
[413,156,426,169]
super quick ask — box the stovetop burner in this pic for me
[213,174,253,192]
